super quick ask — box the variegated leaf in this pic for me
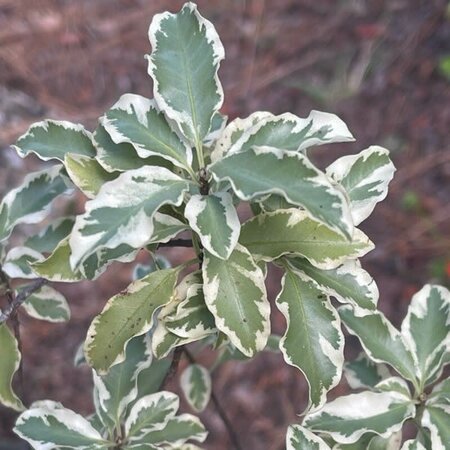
[93,333,153,423]
[0,324,24,411]
[210,111,274,163]
[85,268,179,374]
[227,110,354,157]
[0,165,70,242]
[125,391,179,440]
[21,285,70,322]
[94,124,170,173]
[288,258,378,310]
[303,391,415,444]
[344,352,390,390]
[14,400,110,449]
[64,154,118,198]
[69,166,191,269]
[332,432,402,450]
[12,120,96,162]
[133,356,172,401]
[400,440,426,450]
[339,306,417,384]
[100,94,192,170]
[165,283,216,339]
[421,404,450,449]
[327,146,395,225]
[25,216,74,254]
[202,243,270,357]
[240,210,373,270]
[400,284,450,386]
[147,2,224,150]
[2,246,44,279]
[203,111,227,148]
[185,192,240,259]
[375,377,411,399]
[129,414,207,447]
[276,267,344,411]
[180,364,211,413]
[210,146,353,238]
[428,378,450,406]
[286,424,331,449]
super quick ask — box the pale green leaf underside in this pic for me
[185,192,240,259]
[101,93,192,170]
[147,2,224,147]
[12,120,96,162]
[180,364,211,413]
[85,268,179,374]
[202,243,270,357]
[64,154,118,198]
[327,146,395,225]
[240,210,373,270]
[0,165,70,243]
[339,306,417,384]
[344,352,390,390]
[276,268,344,412]
[69,166,190,269]
[0,324,24,411]
[210,146,353,238]
[304,391,415,444]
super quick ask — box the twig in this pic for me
[0,278,48,325]
[160,346,184,389]
[158,239,193,248]
[184,348,244,450]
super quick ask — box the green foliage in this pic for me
[0,2,448,449]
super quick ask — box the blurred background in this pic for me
[0,0,449,449]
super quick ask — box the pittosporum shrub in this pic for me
[0,3,448,449]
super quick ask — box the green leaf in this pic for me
[64,154,118,198]
[128,414,207,447]
[339,306,417,384]
[375,377,411,399]
[210,111,273,163]
[400,284,450,387]
[125,391,179,440]
[21,285,70,322]
[286,424,331,449]
[12,120,96,162]
[0,165,70,242]
[0,324,24,411]
[165,282,216,339]
[147,2,224,149]
[303,391,415,444]
[134,357,172,400]
[344,352,390,390]
[240,210,373,270]
[276,267,344,411]
[69,166,191,269]
[327,146,396,225]
[25,216,74,254]
[421,404,450,449]
[288,258,378,310]
[428,378,450,406]
[2,246,44,279]
[210,146,353,238]
[202,243,270,357]
[400,440,426,450]
[85,268,179,374]
[227,110,354,157]
[14,400,110,449]
[180,364,211,413]
[100,94,192,170]
[203,111,227,147]
[94,124,170,173]
[185,192,240,259]
[93,334,153,423]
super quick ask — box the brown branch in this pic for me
[158,239,193,248]
[160,346,184,389]
[0,278,48,325]
[183,348,244,450]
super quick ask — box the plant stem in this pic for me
[160,346,184,389]
[158,239,193,248]
[183,348,243,450]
